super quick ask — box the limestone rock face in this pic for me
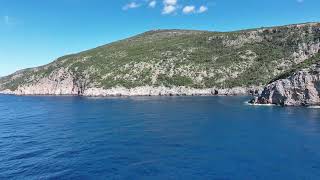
[12,68,87,96]
[251,63,320,106]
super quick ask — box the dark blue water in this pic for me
[1,95,320,179]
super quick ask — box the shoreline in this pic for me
[0,86,262,97]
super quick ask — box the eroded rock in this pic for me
[251,63,320,106]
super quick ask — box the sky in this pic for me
[0,0,319,76]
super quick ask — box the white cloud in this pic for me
[162,5,176,14]
[149,0,157,8]
[163,0,177,6]
[182,6,195,14]
[162,0,178,15]
[122,2,141,10]
[198,6,208,13]
[122,0,207,15]
[182,5,208,15]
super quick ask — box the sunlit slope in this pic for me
[1,23,320,91]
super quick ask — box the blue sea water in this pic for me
[1,95,320,180]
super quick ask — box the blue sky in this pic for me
[0,0,319,76]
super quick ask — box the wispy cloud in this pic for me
[149,0,157,8]
[198,6,208,13]
[163,0,177,6]
[162,5,176,14]
[123,2,141,10]
[122,0,208,15]
[182,5,208,14]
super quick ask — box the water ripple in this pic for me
[1,95,320,179]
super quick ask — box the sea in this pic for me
[1,95,320,179]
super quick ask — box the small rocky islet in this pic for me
[1,22,320,106]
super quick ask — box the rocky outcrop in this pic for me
[250,63,320,106]
[8,68,87,96]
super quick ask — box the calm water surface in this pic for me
[1,95,320,179]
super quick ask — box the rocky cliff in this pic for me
[1,22,320,97]
[250,61,320,106]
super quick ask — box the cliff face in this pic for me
[251,62,320,106]
[13,68,85,95]
[0,22,320,96]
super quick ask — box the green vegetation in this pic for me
[270,53,320,83]
[1,23,320,91]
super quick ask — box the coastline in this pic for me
[0,86,262,97]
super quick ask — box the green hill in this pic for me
[1,22,320,95]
